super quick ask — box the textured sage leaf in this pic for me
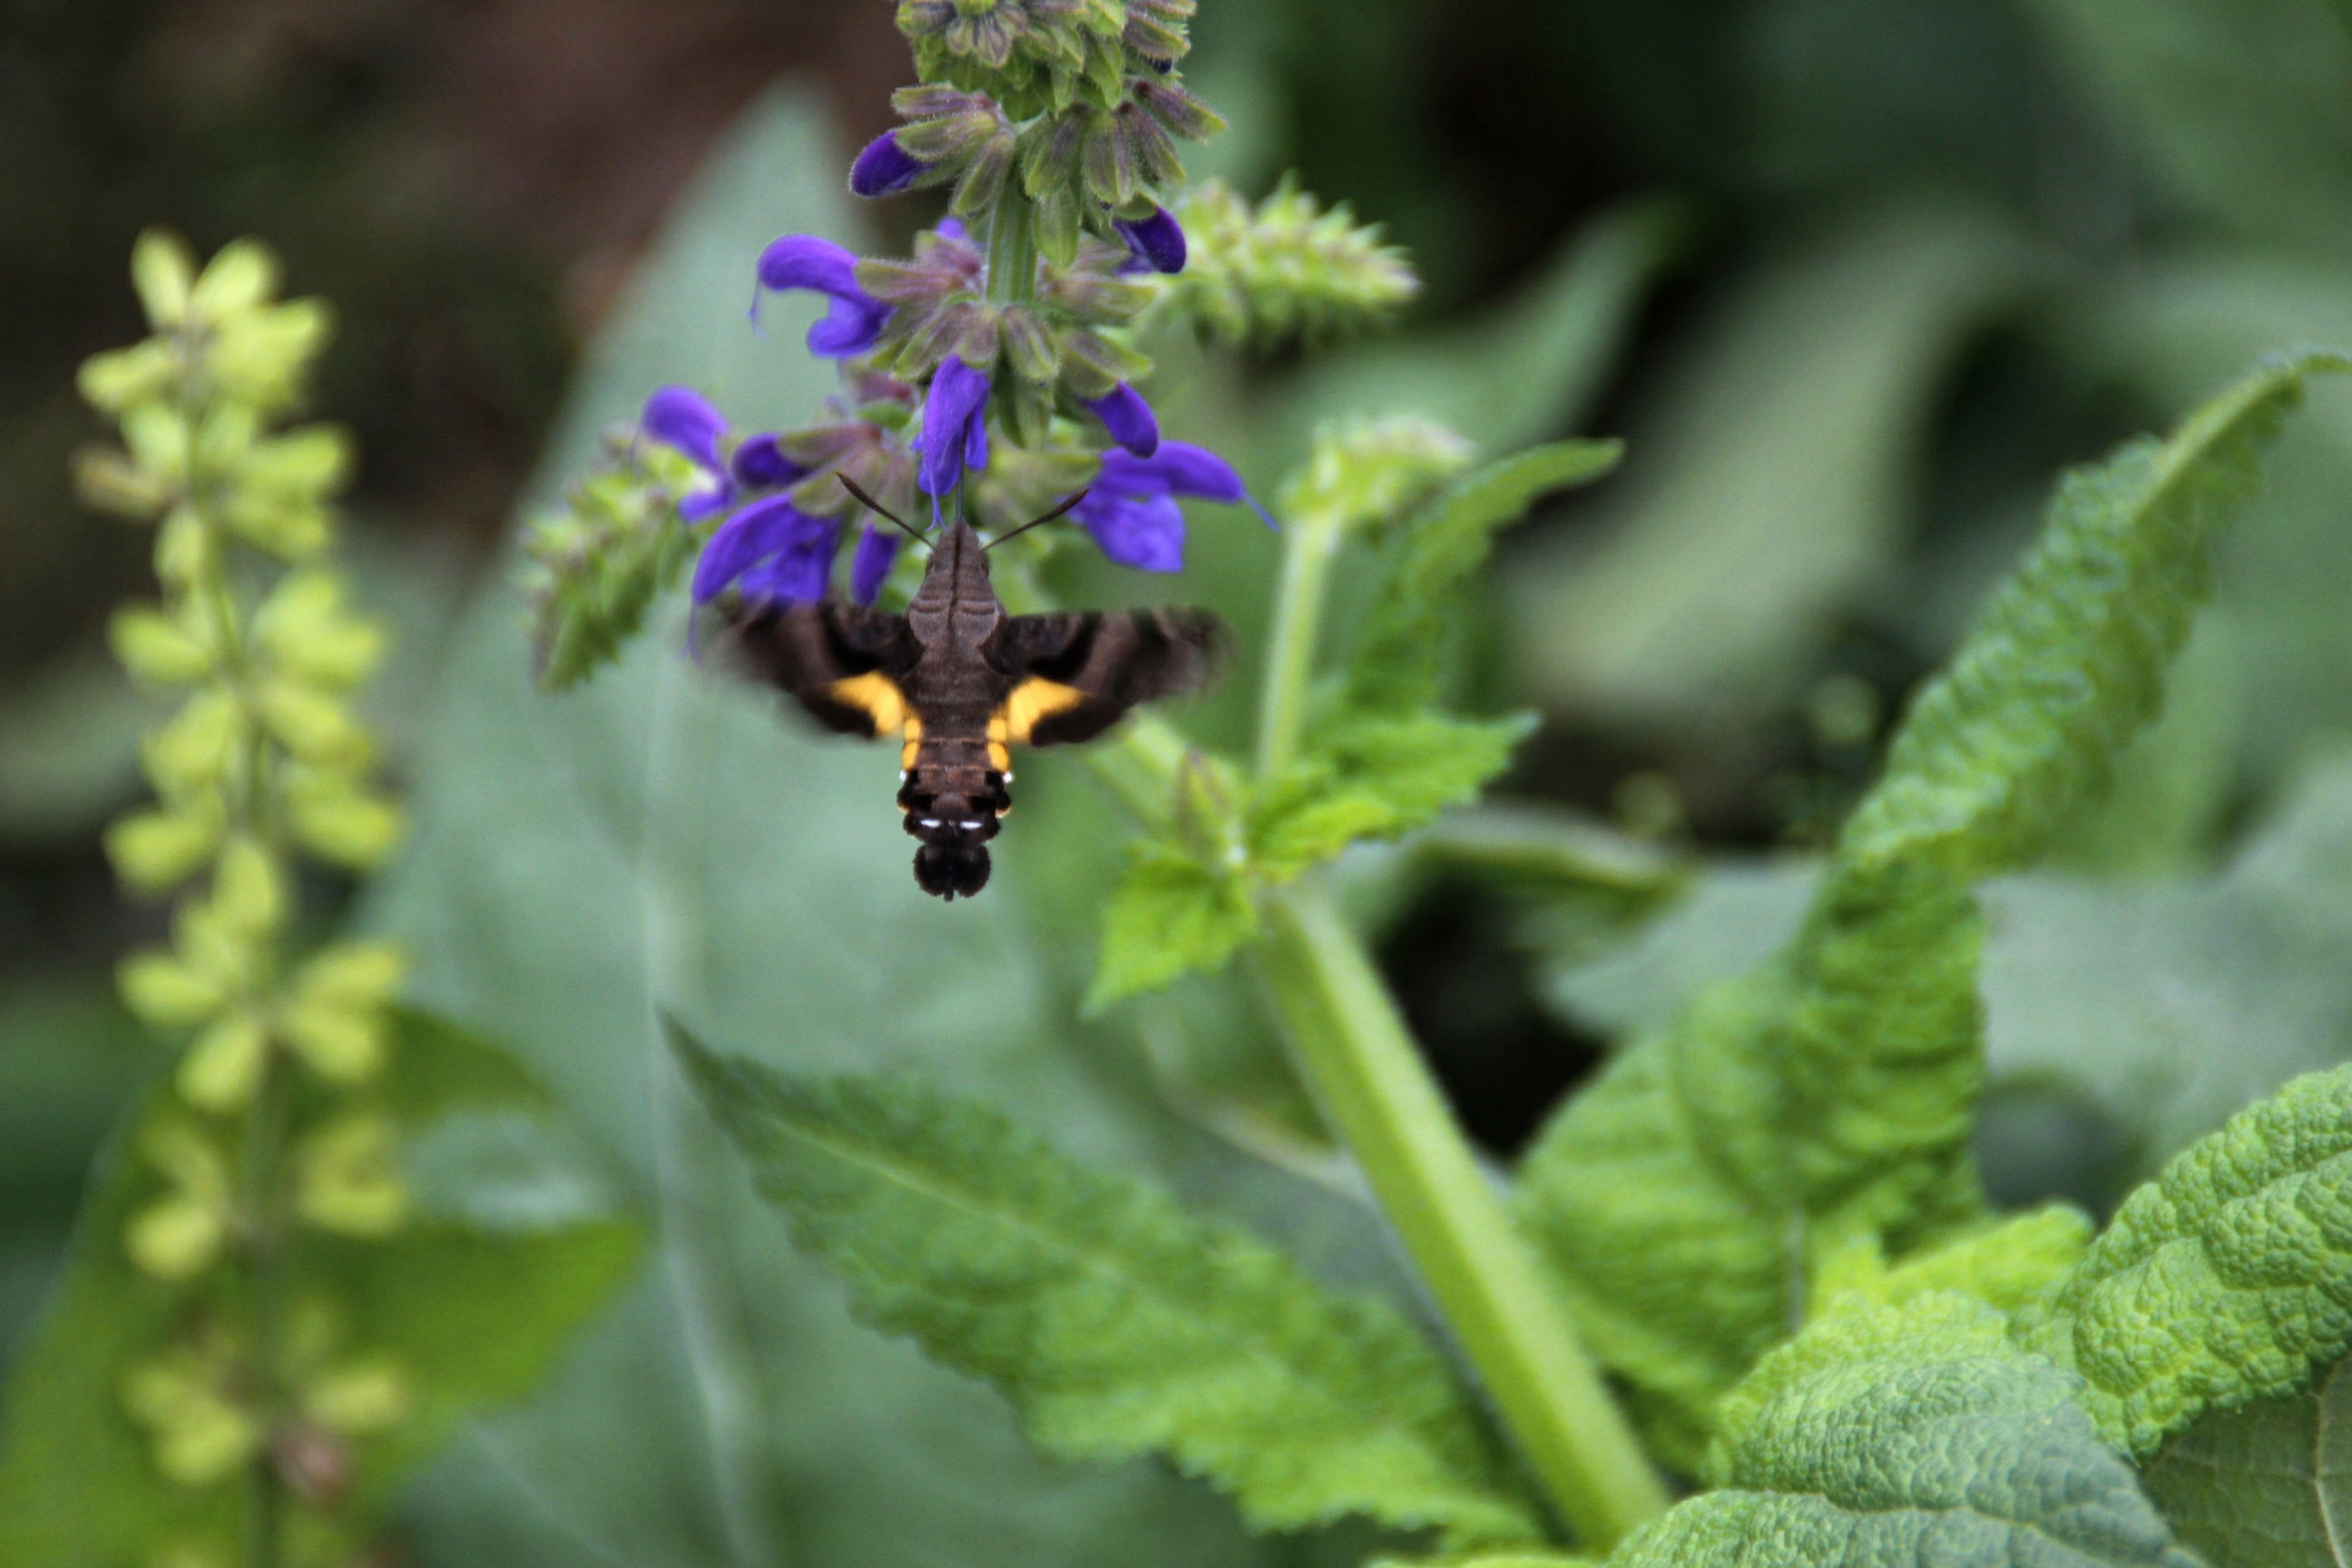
[677,1031,1544,1552]
[2022,1063,2352,1459]
[0,1011,637,1567]
[1610,1296,2197,1568]
[1518,350,2346,1467]
[1843,347,2352,877]
[2144,1357,2352,1568]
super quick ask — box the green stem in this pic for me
[985,189,1037,307]
[240,1054,290,1568]
[181,364,293,1568]
[1257,886,1669,1551]
[1254,502,1339,777]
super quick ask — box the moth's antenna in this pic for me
[838,475,929,546]
[985,489,1090,551]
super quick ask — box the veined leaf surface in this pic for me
[2022,1063,2352,1459]
[1609,1296,2196,1568]
[677,1030,1543,1552]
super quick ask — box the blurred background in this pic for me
[7,1,2352,1547]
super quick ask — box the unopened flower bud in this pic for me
[111,603,212,687]
[131,229,197,329]
[189,238,280,322]
[106,807,224,895]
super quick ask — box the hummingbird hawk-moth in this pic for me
[716,487,1225,900]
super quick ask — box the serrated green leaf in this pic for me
[1255,715,1538,881]
[1520,353,2347,1467]
[1086,840,1259,1012]
[1348,442,1622,713]
[2020,1063,2352,1461]
[675,1032,1544,1552]
[1842,347,2352,877]
[1608,1295,2197,1568]
[0,1010,637,1567]
[2142,1356,2352,1568]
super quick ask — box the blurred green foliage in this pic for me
[12,0,2352,1560]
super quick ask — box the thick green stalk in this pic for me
[1257,887,1669,1550]
[1253,500,1341,776]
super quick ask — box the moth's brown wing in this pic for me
[990,608,1227,747]
[720,602,917,739]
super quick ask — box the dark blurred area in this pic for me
[8,0,2352,1315]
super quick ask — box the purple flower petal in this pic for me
[730,434,803,489]
[807,293,889,358]
[1099,440,1245,503]
[642,386,728,472]
[916,356,992,495]
[964,407,990,473]
[1084,383,1160,457]
[679,481,736,523]
[850,524,901,604]
[736,516,843,606]
[757,235,863,298]
[692,495,830,603]
[754,235,891,358]
[1114,206,1188,276]
[935,217,966,242]
[1074,492,1186,572]
[850,132,927,198]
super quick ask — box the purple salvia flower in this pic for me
[643,385,750,521]
[1083,382,1160,457]
[1073,441,1269,572]
[691,495,842,605]
[916,355,992,495]
[730,433,804,489]
[849,524,902,605]
[735,515,843,606]
[850,132,928,198]
[1114,205,1187,275]
[755,235,891,358]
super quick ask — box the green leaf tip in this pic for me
[2022,1062,2352,1461]
[1842,346,2352,879]
[678,1035,1544,1549]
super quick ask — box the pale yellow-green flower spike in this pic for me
[75,231,419,1519]
[79,232,407,1121]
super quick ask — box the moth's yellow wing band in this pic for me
[998,678,1088,745]
[900,714,924,770]
[828,672,911,737]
